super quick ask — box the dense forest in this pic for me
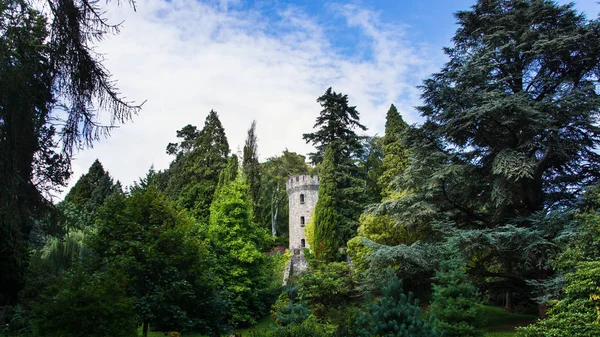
[1,0,600,336]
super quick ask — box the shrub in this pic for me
[298,262,358,318]
[352,269,440,337]
[249,316,329,337]
[429,257,485,337]
[33,268,137,337]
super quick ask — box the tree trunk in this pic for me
[271,182,279,237]
[538,302,548,318]
[143,321,149,337]
[505,289,513,313]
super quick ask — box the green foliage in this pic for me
[312,147,340,262]
[298,262,358,319]
[249,316,329,337]
[358,238,438,293]
[33,268,137,337]
[91,188,227,336]
[258,150,310,236]
[258,150,310,237]
[380,0,600,309]
[207,174,273,326]
[271,285,310,327]
[378,104,409,199]
[347,236,374,274]
[303,87,368,245]
[243,120,262,223]
[302,87,367,166]
[430,257,485,337]
[517,209,600,337]
[356,212,420,246]
[215,154,239,198]
[0,0,70,304]
[353,269,440,337]
[359,136,384,203]
[64,159,119,213]
[166,110,230,221]
[516,261,600,337]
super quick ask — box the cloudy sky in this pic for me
[62,0,598,198]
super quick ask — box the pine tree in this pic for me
[312,146,340,262]
[429,257,484,337]
[353,269,440,337]
[378,104,409,199]
[243,120,261,223]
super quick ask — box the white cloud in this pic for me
[62,0,444,198]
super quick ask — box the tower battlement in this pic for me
[286,175,320,195]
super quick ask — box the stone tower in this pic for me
[284,175,319,277]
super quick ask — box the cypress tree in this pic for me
[243,120,261,223]
[312,146,339,262]
[378,104,410,199]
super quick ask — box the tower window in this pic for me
[300,194,305,203]
[296,176,299,182]
[300,216,305,225]
[301,239,305,248]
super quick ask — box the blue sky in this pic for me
[62,0,598,198]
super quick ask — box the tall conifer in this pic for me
[313,146,340,262]
[243,120,261,223]
[378,104,409,199]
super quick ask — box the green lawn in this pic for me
[481,306,537,337]
[138,316,274,337]
[234,315,274,336]
[113,306,539,337]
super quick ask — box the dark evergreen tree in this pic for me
[303,87,367,165]
[312,146,340,262]
[243,120,261,223]
[166,124,200,156]
[64,159,118,213]
[303,88,368,247]
[0,2,70,304]
[1,0,140,304]
[166,110,230,221]
[384,0,600,312]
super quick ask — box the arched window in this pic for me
[300,194,305,203]
[300,216,305,225]
[301,239,305,248]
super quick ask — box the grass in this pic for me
[481,305,537,337]
[234,315,274,336]
[138,316,274,337]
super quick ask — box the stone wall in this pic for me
[286,175,319,254]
